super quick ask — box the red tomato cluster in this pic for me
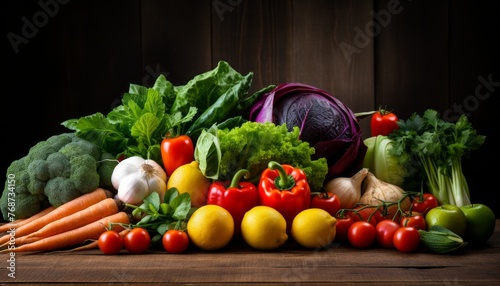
[333,193,439,253]
[98,228,151,255]
[98,227,191,255]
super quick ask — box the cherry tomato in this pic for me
[375,220,400,249]
[161,135,194,177]
[123,227,151,254]
[348,221,376,249]
[411,193,439,216]
[98,230,123,255]
[400,211,427,230]
[334,215,355,243]
[162,229,190,254]
[349,207,378,227]
[370,107,399,136]
[310,192,341,217]
[393,227,420,253]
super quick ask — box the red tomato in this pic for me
[411,193,439,216]
[349,207,378,227]
[334,215,355,243]
[160,135,194,177]
[393,227,420,253]
[370,108,399,136]
[400,211,427,230]
[162,229,190,254]
[123,227,151,254]
[98,230,123,255]
[348,221,376,249]
[375,220,401,249]
[310,192,341,217]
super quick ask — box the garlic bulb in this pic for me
[111,156,167,205]
[324,168,368,209]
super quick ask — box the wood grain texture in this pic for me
[2,220,499,285]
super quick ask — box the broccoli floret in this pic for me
[1,132,119,220]
[46,152,71,178]
[43,177,81,207]
[0,191,49,221]
[59,138,100,160]
[27,159,50,182]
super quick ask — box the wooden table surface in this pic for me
[1,220,499,285]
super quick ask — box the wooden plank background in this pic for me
[1,0,499,218]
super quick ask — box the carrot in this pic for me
[0,198,124,248]
[0,188,112,246]
[0,206,56,234]
[3,211,130,253]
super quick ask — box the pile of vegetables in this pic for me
[0,60,492,255]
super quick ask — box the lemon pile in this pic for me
[186,202,337,251]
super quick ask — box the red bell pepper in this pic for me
[206,169,258,236]
[258,161,311,234]
[160,135,194,177]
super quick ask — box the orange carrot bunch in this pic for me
[0,188,130,253]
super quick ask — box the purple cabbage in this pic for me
[249,82,367,182]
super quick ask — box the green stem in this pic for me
[268,161,295,190]
[229,169,251,188]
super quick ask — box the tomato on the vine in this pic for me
[160,135,194,177]
[393,227,420,253]
[98,230,123,255]
[123,227,151,254]
[400,211,426,230]
[162,229,190,254]
[375,220,400,249]
[411,193,439,216]
[349,207,378,227]
[370,107,399,136]
[348,221,376,249]
[310,192,341,217]
[334,214,355,243]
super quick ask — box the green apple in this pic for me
[425,204,467,237]
[460,204,496,245]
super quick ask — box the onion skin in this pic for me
[358,172,411,217]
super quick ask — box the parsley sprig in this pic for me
[388,109,485,206]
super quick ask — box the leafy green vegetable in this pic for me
[388,109,485,206]
[126,189,196,246]
[196,121,329,192]
[362,135,408,187]
[62,60,268,166]
[194,125,221,180]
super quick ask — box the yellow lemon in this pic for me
[241,206,288,250]
[291,208,337,249]
[167,161,211,207]
[187,204,234,251]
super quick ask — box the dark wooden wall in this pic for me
[2,0,499,216]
